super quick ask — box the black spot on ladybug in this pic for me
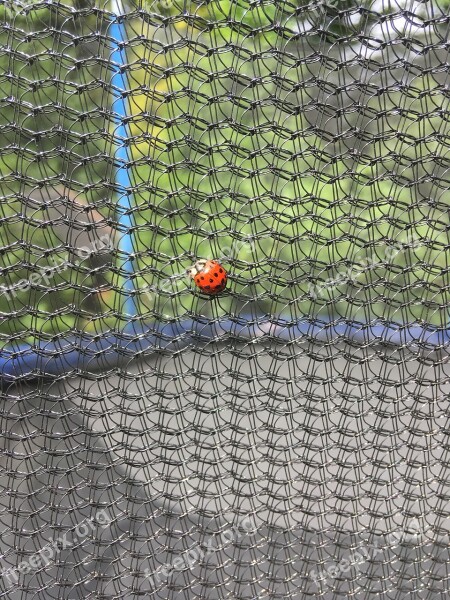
[219,268,223,273]
[204,285,210,289]
[214,273,218,277]
[209,278,213,283]
[201,276,204,280]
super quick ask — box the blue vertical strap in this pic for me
[110,8,138,318]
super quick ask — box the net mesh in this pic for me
[0,0,449,597]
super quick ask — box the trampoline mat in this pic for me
[1,339,448,598]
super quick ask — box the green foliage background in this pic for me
[0,0,449,343]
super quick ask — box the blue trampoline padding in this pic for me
[1,316,449,385]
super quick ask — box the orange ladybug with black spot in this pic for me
[187,259,227,295]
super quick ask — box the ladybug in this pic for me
[187,259,227,295]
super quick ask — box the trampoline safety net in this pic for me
[0,0,449,598]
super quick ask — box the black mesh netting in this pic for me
[0,0,449,598]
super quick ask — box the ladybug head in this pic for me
[187,259,208,278]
